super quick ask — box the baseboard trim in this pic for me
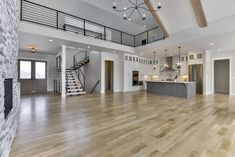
[203,92,213,95]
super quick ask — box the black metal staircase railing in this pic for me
[56,55,62,71]
[90,80,101,94]
[73,50,90,92]
[20,0,165,47]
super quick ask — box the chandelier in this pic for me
[113,0,162,21]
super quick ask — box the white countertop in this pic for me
[146,81,196,84]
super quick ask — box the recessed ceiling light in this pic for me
[49,39,53,42]
[217,49,221,52]
[144,25,146,28]
[128,18,131,21]
[210,43,214,46]
[87,46,90,49]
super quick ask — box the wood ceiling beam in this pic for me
[144,0,169,38]
[191,0,208,27]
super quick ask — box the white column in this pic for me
[61,45,66,97]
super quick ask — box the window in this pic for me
[197,53,202,59]
[133,57,135,62]
[189,55,194,60]
[20,61,31,79]
[125,56,128,60]
[35,62,46,79]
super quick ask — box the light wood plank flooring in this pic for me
[10,92,235,157]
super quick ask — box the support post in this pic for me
[61,45,66,97]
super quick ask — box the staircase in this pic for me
[55,50,89,96]
[66,69,85,96]
[66,50,89,96]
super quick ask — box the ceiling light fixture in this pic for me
[49,39,53,42]
[177,46,182,69]
[153,51,157,70]
[29,47,38,53]
[210,43,214,46]
[217,49,221,52]
[164,49,169,68]
[113,0,162,21]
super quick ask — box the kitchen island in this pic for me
[146,81,196,98]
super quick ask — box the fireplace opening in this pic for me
[4,78,13,119]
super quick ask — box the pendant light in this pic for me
[177,46,182,69]
[164,49,168,69]
[153,51,156,70]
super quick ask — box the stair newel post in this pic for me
[73,56,75,68]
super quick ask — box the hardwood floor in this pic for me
[10,92,235,157]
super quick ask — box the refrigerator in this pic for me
[189,64,203,94]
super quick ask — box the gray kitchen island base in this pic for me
[146,81,196,99]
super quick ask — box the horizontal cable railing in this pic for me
[20,0,165,47]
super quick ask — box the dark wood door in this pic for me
[19,60,47,93]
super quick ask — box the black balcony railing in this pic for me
[20,0,165,47]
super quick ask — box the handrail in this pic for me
[90,80,100,94]
[72,50,88,92]
[73,50,88,68]
[79,68,86,91]
[54,79,61,94]
[20,0,165,47]
[56,55,62,70]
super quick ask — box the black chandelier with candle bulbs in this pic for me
[113,0,162,21]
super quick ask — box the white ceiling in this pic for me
[20,0,235,59]
[80,0,157,29]
[135,0,235,57]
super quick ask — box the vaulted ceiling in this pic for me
[24,0,235,58]
[80,0,157,29]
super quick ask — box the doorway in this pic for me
[214,59,230,94]
[105,60,114,92]
[18,60,47,93]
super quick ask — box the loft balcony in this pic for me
[20,0,165,48]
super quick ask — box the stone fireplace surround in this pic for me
[0,0,20,157]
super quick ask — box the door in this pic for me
[214,59,230,94]
[19,60,47,93]
[189,64,203,94]
[105,61,114,91]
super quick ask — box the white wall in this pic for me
[204,50,235,95]
[123,54,158,92]
[66,48,79,69]
[18,51,57,92]
[84,51,101,93]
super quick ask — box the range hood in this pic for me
[161,56,176,72]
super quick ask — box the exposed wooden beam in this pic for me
[191,0,208,27]
[144,0,169,38]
